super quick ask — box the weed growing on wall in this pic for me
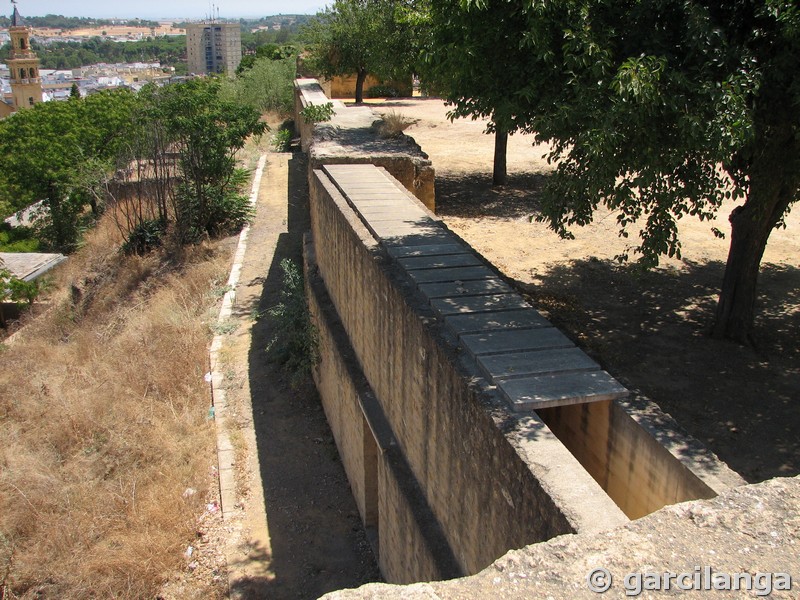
[375,110,418,139]
[267,258,318,386]
[300,102,334,124]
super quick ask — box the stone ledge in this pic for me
[322,476,800,600]
[295,79,436,211]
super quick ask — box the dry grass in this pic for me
[376,110,418,139]
[0,212,234,598]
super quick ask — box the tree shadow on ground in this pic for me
[434,171,547,219]
[514,257,800,483]
[234,152,380,599]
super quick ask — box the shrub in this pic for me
[118,80,265,250]
[121,217,167,256]
[174,168,253,243]
[266,258,318,386]
[223,55,297,115]
[375,110,418,139]
[0,224,39,252]
[300,102,334,124]
[270,127,293,152]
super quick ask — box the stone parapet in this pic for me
[294,78,435,211]
[321,476,800,599]
[307,164,630,580]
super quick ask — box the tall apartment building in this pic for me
[185,22,242,76]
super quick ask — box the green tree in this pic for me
[223,55,297,114]
[0,90,136,251]
[435,0,800,343]
[236,43,296,75]
[134,80,267,243]
[0,36,188,71]
[421,0,528,185]
[303,0,416,103]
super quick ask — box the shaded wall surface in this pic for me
[321,476,800,600]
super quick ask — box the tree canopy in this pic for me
[422,0,532,184]
[0,37,188,71]
[302,0,417,103]
[110,79,267,252]
[0,14,159,30]
[0,90,136,250]
[425,0,800,342]
[140,79,267,242]
[224,55,297,114]
[0,80,267,253]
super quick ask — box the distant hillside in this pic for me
[0,14,159,30]
[240,14,315,28]
[173,14,313,32]
[0,37,186,71]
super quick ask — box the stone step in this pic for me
[399,253,484,271]
[418,278,513,299]
[385,243,470,259]
[406,265,497,284]
[498,371,628,411]
[444,309,552,336]
[460,328,574,358]
[430,293,530,316]
[478,347,600,380]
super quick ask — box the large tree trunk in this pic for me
[493,128,508,186]
[713,119,799,343]
[355,68,368,104]
[712,201,779,343]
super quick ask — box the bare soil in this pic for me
[212,147,380,599]
[32,24,183,38]
[376,97,799,484]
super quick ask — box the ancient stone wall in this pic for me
[321,476,800,600]
[306,167,630,580]
[294,79,435,211]
[298,78,746,586]
[538,398,718,519]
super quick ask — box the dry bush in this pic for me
[375,110,418,139]
[0,210,233,598]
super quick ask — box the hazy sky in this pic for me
[7,0,328,20]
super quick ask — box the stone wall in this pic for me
[305,237,462,583]
[294,78,435,211]
[299,88,746,587]
[306,167,631,580]
[324,74,413,99]
[322,476,800,600]
[538,398,719,519]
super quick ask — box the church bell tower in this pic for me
[7,1,43,110]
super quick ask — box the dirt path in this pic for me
[375,98,799,484]
[217,152,379,599]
